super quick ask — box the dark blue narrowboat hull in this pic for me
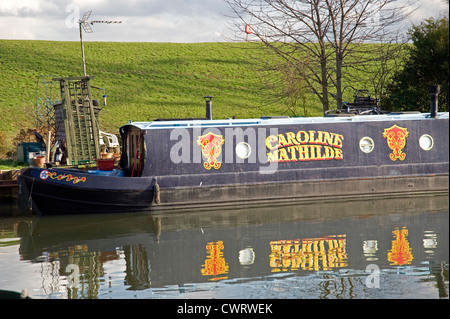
[17,167,448,215]
[17,113,449,215]
[18,169,157,215]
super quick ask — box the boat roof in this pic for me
[124,112,449,131]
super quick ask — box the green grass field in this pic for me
[0,40,322,157]
[0,40,381,160]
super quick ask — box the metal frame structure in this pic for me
[78,11,122,76]
[35,75,60,127]
[53,76,101,165]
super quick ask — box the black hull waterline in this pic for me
[17,113,449,215]
[17,169,449,215]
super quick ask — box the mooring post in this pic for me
[430,85,440,118]
[204,96,213,120]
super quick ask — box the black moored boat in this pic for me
[18,90,449,215]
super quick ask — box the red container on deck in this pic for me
[96,159,116,171]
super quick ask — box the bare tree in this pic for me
[225,0,417,113]
[263,58,311,116]
[368,38,408,108]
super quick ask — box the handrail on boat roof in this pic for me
[122,112,448,131]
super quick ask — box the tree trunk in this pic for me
[321,51,329,113]
[335,50,343,109]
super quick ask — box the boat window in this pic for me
[359,137,375,153]
[419,134,434,151]
[236,142,252,159]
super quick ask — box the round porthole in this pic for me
[419,134,434,150]
[359,137,375,153]
[236,142,251,159]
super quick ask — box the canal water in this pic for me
[0,194,448,300]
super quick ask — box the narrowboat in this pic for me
[17,93,449,215]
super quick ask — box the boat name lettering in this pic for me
[39,170,87,184]
[265,130,344,163]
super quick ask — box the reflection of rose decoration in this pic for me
[387,227,413,265]
[201,241,229,280]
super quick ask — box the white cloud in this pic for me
[0,0,232,42]
[0,0,447,42]
[411,0,449,22]
[0,17,37,39]
[0,0,40,15]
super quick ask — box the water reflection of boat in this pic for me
[14,195,449,298]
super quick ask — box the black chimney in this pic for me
[204,96,213,120]
[429,85,440,118]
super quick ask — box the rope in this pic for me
[27,177,35,211]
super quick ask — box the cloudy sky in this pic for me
[0,0,448,43]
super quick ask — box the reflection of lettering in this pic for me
[269,235,347,272]
[387,227,413,265]
[201,241,229,280]
[266,130,344,163]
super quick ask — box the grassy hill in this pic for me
[1,40,327,157]
[2,40,386,158]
